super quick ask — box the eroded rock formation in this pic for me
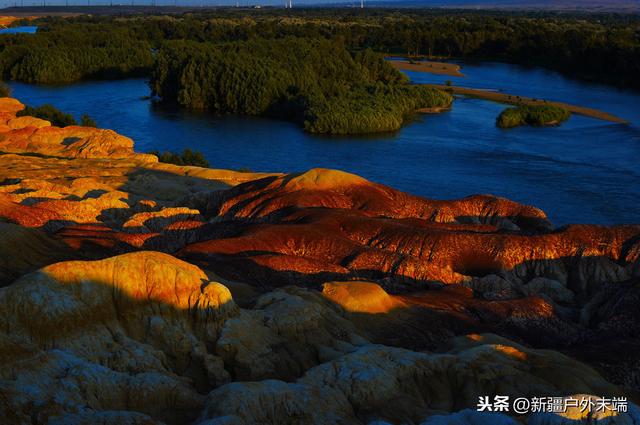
[0,97,639,424]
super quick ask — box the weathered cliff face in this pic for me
[0,97,639,424]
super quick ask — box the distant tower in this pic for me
[289,0,292,7]
[360,0,364,8]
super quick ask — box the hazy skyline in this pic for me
[1,0,638,8]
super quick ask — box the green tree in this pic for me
[150,38,452,135]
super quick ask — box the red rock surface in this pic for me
[0,97,639,422]
[181,188,639,291]
[210,168,553,231]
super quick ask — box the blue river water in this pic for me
[7,61,640,226]
[0,26,37,34]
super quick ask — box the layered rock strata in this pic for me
[1,97,639,424]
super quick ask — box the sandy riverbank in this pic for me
[389,60,464,77]
[429,84,629,124]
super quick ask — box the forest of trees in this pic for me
[0,20,153,84]
[1,10,638,88]
[0,11,637,133]
[303,83,451,134]
[496,105,571,128]
[150,38,451,134]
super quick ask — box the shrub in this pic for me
[80,114,97,127]
[16,104,77,127]
[0,81,10,97]
[496,105,570,128]
[149,148,210,168]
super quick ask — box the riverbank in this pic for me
[430,84,629,124]
[388,60,464,77]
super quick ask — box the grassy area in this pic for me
[496,105,571,128]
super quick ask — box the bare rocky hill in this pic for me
[0,96,639,424]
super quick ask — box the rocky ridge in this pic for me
[0,97,639,424]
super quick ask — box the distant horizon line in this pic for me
[1,0,638,13]
[2,3,638,9]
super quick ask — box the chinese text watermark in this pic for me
[477,395,628,415]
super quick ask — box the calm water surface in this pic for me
[0,26,37,34]
[8,62,640,226]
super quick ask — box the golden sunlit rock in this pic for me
[0,97,638,424]
[322,280,405,313]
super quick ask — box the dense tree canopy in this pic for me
[0,10,636,133]
[0,21,153,84]
[304,84,451,134]
[150,37,451,134]
[1,11,637,88]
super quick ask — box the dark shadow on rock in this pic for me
[0,253,238,424]
[19,197,57,206]
[83,189,110,199]
[1,163,638,399]
[61,136,81,146]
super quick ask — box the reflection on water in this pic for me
[8,61,640,226]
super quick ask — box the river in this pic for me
[8,61,640,226]
[0,26,38,34]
